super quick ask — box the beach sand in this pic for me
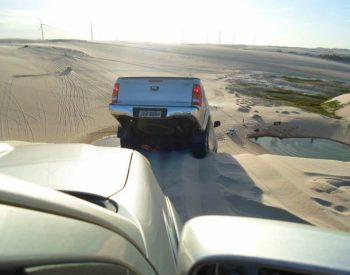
[1,40,350,231]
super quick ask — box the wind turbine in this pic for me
[218,31,222,45]
[38,18,48,40]
[181,28,184,45]
[90,22,95,41]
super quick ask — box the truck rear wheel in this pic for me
[120,136,134,149]
[191,123,209,159]
[118,127,136,149]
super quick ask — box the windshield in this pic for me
[0,0,349,235]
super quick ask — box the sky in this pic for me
[0,0,349,48]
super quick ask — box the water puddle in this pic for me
[251,137,350,161]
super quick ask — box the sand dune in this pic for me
[1,40,350,231]
[145,150,310,224]
[0,43,115,143]
[328,93,350,121]
[236,154,350,231]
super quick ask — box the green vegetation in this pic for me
[332,86,350,94]
[229,74,350,118]
[257,88,337,117]
[319,54,350,64]
[282,76,323,84]
[321,100,343,116]
[239,87,344,118]
[282,76,349,96]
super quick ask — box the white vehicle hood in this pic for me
[0,143,132,198]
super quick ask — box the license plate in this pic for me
[138,110,162,118]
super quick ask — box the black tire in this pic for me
[120,135,134,149]
[118,127,136,149]
[192,123,210,159]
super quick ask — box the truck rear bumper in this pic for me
[109,104,205,129]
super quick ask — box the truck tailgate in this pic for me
[117,78,194,107]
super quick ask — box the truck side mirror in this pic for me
[213,121,221,128]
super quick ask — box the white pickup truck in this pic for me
[109,77,220,158]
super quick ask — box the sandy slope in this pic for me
[0,43,116,143]
[1,40,350,232]
[328,93,350,121]
[142,150,350,231]
[236,154,350,231]
[144,150,309,223]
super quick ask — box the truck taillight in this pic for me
[112,83,119,104]
[192,84,202,106]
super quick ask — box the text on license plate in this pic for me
[138,110,162,118]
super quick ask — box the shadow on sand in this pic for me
[143,150,310,225]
